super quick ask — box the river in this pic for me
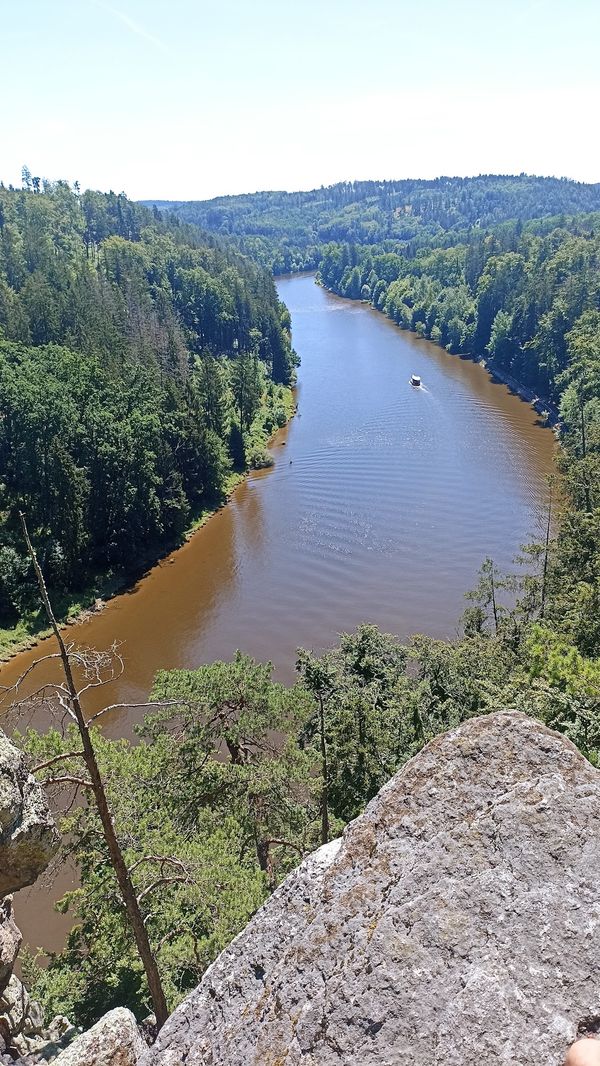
[2,273,555,952]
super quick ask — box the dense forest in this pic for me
[0,179,296,640]
[144,174,600,273]
[319,213,600,405]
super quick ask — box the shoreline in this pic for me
[0,389,296,665]
[480,362,560,426]
[2,274,559,665]
[318,279,561,429]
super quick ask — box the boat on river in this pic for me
[410,374,422,387]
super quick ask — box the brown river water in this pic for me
[2,273,555,954]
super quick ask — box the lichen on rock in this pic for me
[140,710,600,1066]
[0,730,62,1062]
[0,731,60,898]
[50,1008,146,1066]
[0,899,21,998]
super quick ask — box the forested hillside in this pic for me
[319,213,600,405]
[144,174,600,273]
[0,181,296,638]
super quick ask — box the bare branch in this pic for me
[55,692,78,723]
[72,644,126,697]
[0,653,64,707]
[156,925,188,953]
[87,700,187,724]
[266,838,305,857]
[137,875,189,906]
[44,775,93,791]
[32,750,85,773]
[62,783,86,816]
[10,681,71,706]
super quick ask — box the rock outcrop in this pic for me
[0,730,62,1061]
[141,710,600,1066]
[0,731,60,897]
[0,732,148,1064]
[0,898,21,998]
[0,975,33,1040]
[50,1008,145,1066]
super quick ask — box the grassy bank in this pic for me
[0,383,296,663]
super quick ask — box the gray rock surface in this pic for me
[9,1014,79,1063]
[141,710,600,1065]
[0,898,21,997]
[0,731,62,1061]
[0,975,30,1036]
[0,731,60,897]
[51,1008,145,1066]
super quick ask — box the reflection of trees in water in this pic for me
[236,477,267,559]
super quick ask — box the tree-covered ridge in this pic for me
[319,213,600,406]
[143,174,600,273]
[0,181,296,379]
[0,181,297,633]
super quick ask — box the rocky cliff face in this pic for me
[141,711,600,1066]
[0,731,60,900]
[0,730,62,1062]
[0,897,21,1000]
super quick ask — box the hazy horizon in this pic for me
[6,169,599,207]
[138,170,600,206]
[2,0,599,200]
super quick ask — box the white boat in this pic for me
[410,374,421,387]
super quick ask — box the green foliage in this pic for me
[297,625,412,822]
[22,590,600,1029]
[0,181,297,635]
[22,652,317,1026]
[318,214,600,407]
[148,654,317,871]
[25,725,267,1026]
[312,197,600,717]
[145,176,600,274]
[22,653,322,1025]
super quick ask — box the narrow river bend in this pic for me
[3,273,555,951]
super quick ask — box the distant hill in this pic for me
[141,175,600,271]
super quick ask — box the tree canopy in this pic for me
[0,181,297,633]
[146,174,600,273]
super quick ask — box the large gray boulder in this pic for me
[51,1008,145,1066]
[0,731,60,897]
[141,710,600,1065]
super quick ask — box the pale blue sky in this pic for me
[1,0,598,200]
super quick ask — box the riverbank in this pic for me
[482,363,560,426]
[0,384,296,663]
[317,279,561,429]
